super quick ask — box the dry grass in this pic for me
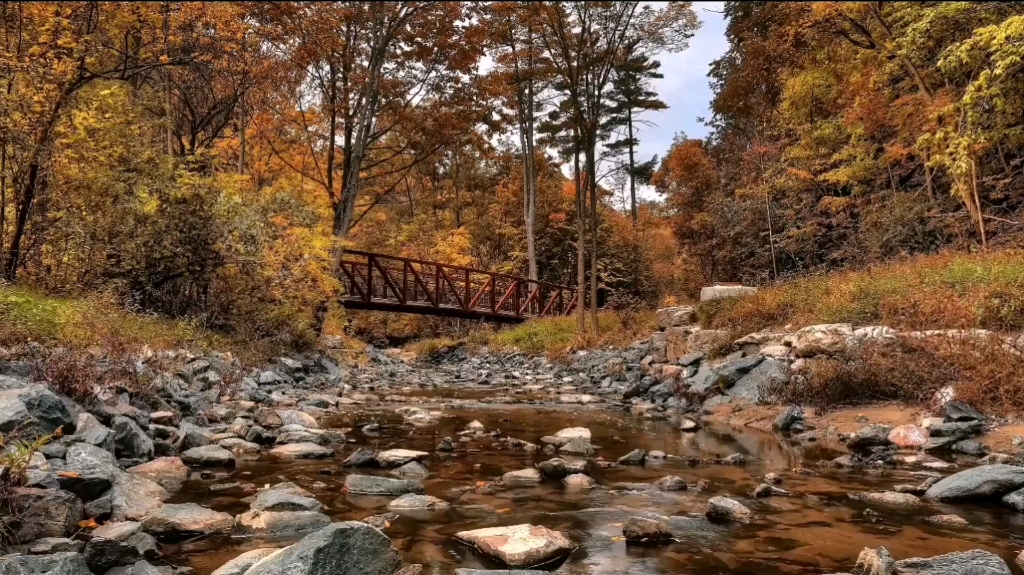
[698,250,1024,336]
[407,310,658,360]
[769,335,1024,413]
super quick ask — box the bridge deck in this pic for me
[338,250,576,322]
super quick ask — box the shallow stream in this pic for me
[168,400,1024,574]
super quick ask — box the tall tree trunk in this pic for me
[0,144,7,258]
[971,157,987,249]
[237,101,246,175]
[3,163,38,281]
[627,107,637,224]
[585,139,599,334]
[573,133,586,334]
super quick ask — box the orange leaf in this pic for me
[57,471,80,479]
[78,519,98,529]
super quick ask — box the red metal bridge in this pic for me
[338,250,577,322]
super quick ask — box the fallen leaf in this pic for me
[78,519,98,529]
[57,471,80,479]
[496,508,511,514]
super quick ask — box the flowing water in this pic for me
[166,398,1024,574]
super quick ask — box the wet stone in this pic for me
[622,517,673,545]
[455,524,575,569]
[654,475,687,491]
[706,496,752,523]
[617,449,646,466]
[344,475,424,496]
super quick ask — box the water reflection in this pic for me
[170,404,1024,574]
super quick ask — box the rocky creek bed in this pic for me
[3,312,1024,575]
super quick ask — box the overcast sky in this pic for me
[633,1,729,199]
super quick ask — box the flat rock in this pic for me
[268,442,334,459]
[850,491,921,507]
[924,464,1024,501]
[387,494,450,511]
[558,436,595,456]
[128,457,189,493]
[252,490,324,513]
[23,537,84,555]
[234,510,332,536]
[343,447,377,467]
[108,470,170,522]
[344,475,424,496]
[455,524,574,569]
[895,549,1010,575]
[924,514,969,527]
[181,445,235,466]
[276,409,319,429]
[554,427,591,441]
[375,449,429,467]
[944,400,985,422]
[211,548,279,575]
[141,503,233,537]
[390,461,429,478]
[502,468,542,486]
[243,522,401,575]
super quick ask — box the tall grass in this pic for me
[698,251,1024,335]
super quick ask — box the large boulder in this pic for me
[895,549,1011,575]
[656,306,696,329]
[343,475,423,496]
[889,425,929,450]
[6,488,82,542]
[924,464,1024,501]
[454,524,574,569]
[0,385,73,439]
[0,552,91,575]
[243,522,401,575]
[127,457,189,493]
[111,415,154,462]
[853,547,896,575]
[141,503,233,537]
[211,549,279,575]
[622,517,673,545]
[705,496,752,523]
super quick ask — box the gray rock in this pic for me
[268,442,334,459]
[252,490,323,513]
[343,447,377,467]
[22,537,84,555]
[454,524,574,569]
[705,496,752,523]
[536,458,587,479]
[112,416,154,461]
[387,494,450,511]
[71,412,114,452]
[928,420,984,438]
[944,401,985,422]
[1002,486,1024,511]
[562,473,597,489]
[107,470,170,522]
[276,409,318,429]
[773,405,804,432]
[924,464,1024,501]
[686,366,719,396]
[847,425,893,449]
[243,522,401,575]
[0,552,91,575]
[276,425,326,446]
[895,549,1010,575]
[390,461,429,478]
[343,475,424,496]
[140,503,233,536]
[677,351,704,366]
[502,468,542,486]
[654,475,687,491]
[234,509,332,536]
[180,444,235,466]
[714,355,763,388]
[952,440,988,456]
[558,436,595,456]
[375,449,428,467]
[730,359,788,404]
[91,521,141,541]
[0,385,74,439]
[57,443,119,500]
[622,517,672,544]
[83,537,141,572]
[7,488,82,542]
[211,549,279,575]
[617,449,646,465]
[245,425,275,446]
[454,571,548,575]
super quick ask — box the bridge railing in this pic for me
[338,250,577,320]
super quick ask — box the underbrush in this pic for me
[408,310,657,359]
[768,335,1024,413]
[698,251,1024,336]
[0,284,312,365]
